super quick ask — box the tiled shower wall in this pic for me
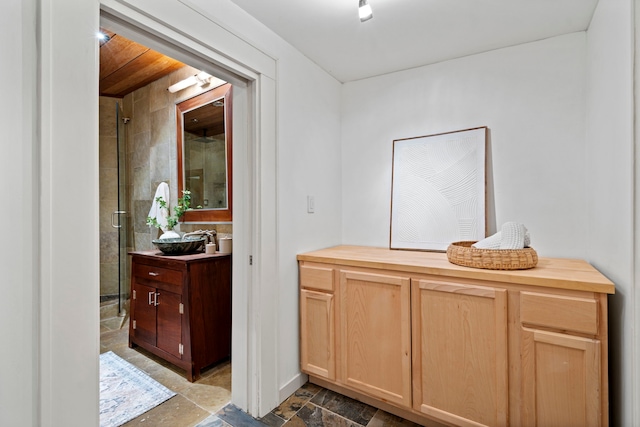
[122,65,233,251]
[98,96,121,299]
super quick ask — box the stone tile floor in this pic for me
[101,316,437,427]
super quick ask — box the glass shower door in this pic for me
[114,102,130,316]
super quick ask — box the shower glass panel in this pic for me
[115,102,130,315]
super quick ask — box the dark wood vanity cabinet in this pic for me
[129,251,231,382]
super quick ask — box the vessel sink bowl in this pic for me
[152,237,205,255]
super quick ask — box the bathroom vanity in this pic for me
[298,245,614,427]
[129,250,231,382]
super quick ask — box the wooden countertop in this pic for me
[297,245,615,294]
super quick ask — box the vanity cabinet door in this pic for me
[131,283,158,347]
[300,289,335,380]
[412,279,508,427]
[339,270,412,408]
[156,289,183,359]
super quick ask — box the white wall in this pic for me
[585,0,634,425]
[182,0,343,398]
[342,33,588,258]
[0,1,38,425]
[1,0,342,423]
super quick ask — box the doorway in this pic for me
[97,26,237,421]
[39,3,280,422]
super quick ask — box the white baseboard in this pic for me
[279,372,309,403]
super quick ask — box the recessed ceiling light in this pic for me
[96,32,110,42]
[359,0,373,22]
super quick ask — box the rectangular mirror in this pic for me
[176,83,232,222]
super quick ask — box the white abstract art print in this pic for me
[390,127,487,251]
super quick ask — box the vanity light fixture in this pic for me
[359,0,373,22]
[168,71,216,93]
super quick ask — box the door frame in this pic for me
[98,2,279,416]
[38,0,278,422]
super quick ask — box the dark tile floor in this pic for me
[101,315,435,427]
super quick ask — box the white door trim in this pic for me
[99,0,279,417]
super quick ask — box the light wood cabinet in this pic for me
[300,289,335,380]
[300,264,336,381]
[412,279,508,427]
[298,245,614,427]
[518,291,607,427]
[339,270,411,407]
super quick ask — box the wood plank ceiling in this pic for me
[99,29,186,98]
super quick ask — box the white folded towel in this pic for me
[499,222,527,249]
[148,182,171,231]
[473,222,531,249]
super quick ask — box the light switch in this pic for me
[307,196,315,213]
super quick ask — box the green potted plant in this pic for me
[147,190,192,239]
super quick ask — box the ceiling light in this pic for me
[168,72,215,93]
[96,32,110,42]
[359,0,373,22]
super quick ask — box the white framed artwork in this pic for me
[390,127,487,251]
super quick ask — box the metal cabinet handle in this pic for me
[148,272,159,276]
[155,292,159,306]
[148,291,154,305]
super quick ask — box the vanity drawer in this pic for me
[520,291,598,335]
[300,264,334,292]
[133,262,183,287]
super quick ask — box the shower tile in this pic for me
[133,83,150,102]
[99,97,119,138]
[132,97,150,135]
[99,135,118,168]
[134,200,153,232]
[131,131,150,169]
[100,167,118,201]
[133,166,151,201]
[150,78,171,112]
[134,231,153,251]
[150,143,171,184]
[150,107,172,147]
[99,262,119,296]
[99,198,118,232]
[100,231,119,263]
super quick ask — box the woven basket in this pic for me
[446,241,538,270]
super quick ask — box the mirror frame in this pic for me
[176,83,233,222]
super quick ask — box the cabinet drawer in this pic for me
[520,291,598,335]
[133,262,183,287]
[300,264,334,292]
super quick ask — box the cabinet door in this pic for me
[339,270,411,407]
[156,289,183,359]
[521,328,601,427]
[132,282,157,347]
[412,279,508,427]
[300,289,335,380]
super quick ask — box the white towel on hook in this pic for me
[148,182,170,231]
